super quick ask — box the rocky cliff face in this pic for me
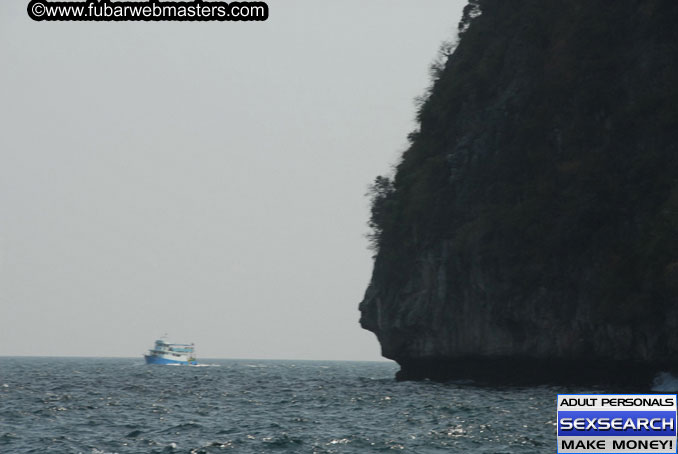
[360,0,678,384]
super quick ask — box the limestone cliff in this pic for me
[360,0,678,384]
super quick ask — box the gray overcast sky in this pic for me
[0,0,466,360]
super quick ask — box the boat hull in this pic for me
[144,355,197,366]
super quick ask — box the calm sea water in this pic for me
[0,357,581,453]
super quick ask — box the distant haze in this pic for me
[0,0,466,360]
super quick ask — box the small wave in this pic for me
[0,432,18,445]
[328,438,350,445]
[261,433,303,447]
[652,372,678,391]
[188,441,234,453]
[160,422,203,434]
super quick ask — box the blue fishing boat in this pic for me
[144,338,197,365]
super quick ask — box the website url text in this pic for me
[28,0,269,22]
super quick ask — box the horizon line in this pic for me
[0,354,393,363]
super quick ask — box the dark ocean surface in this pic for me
[0,357,593,453]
